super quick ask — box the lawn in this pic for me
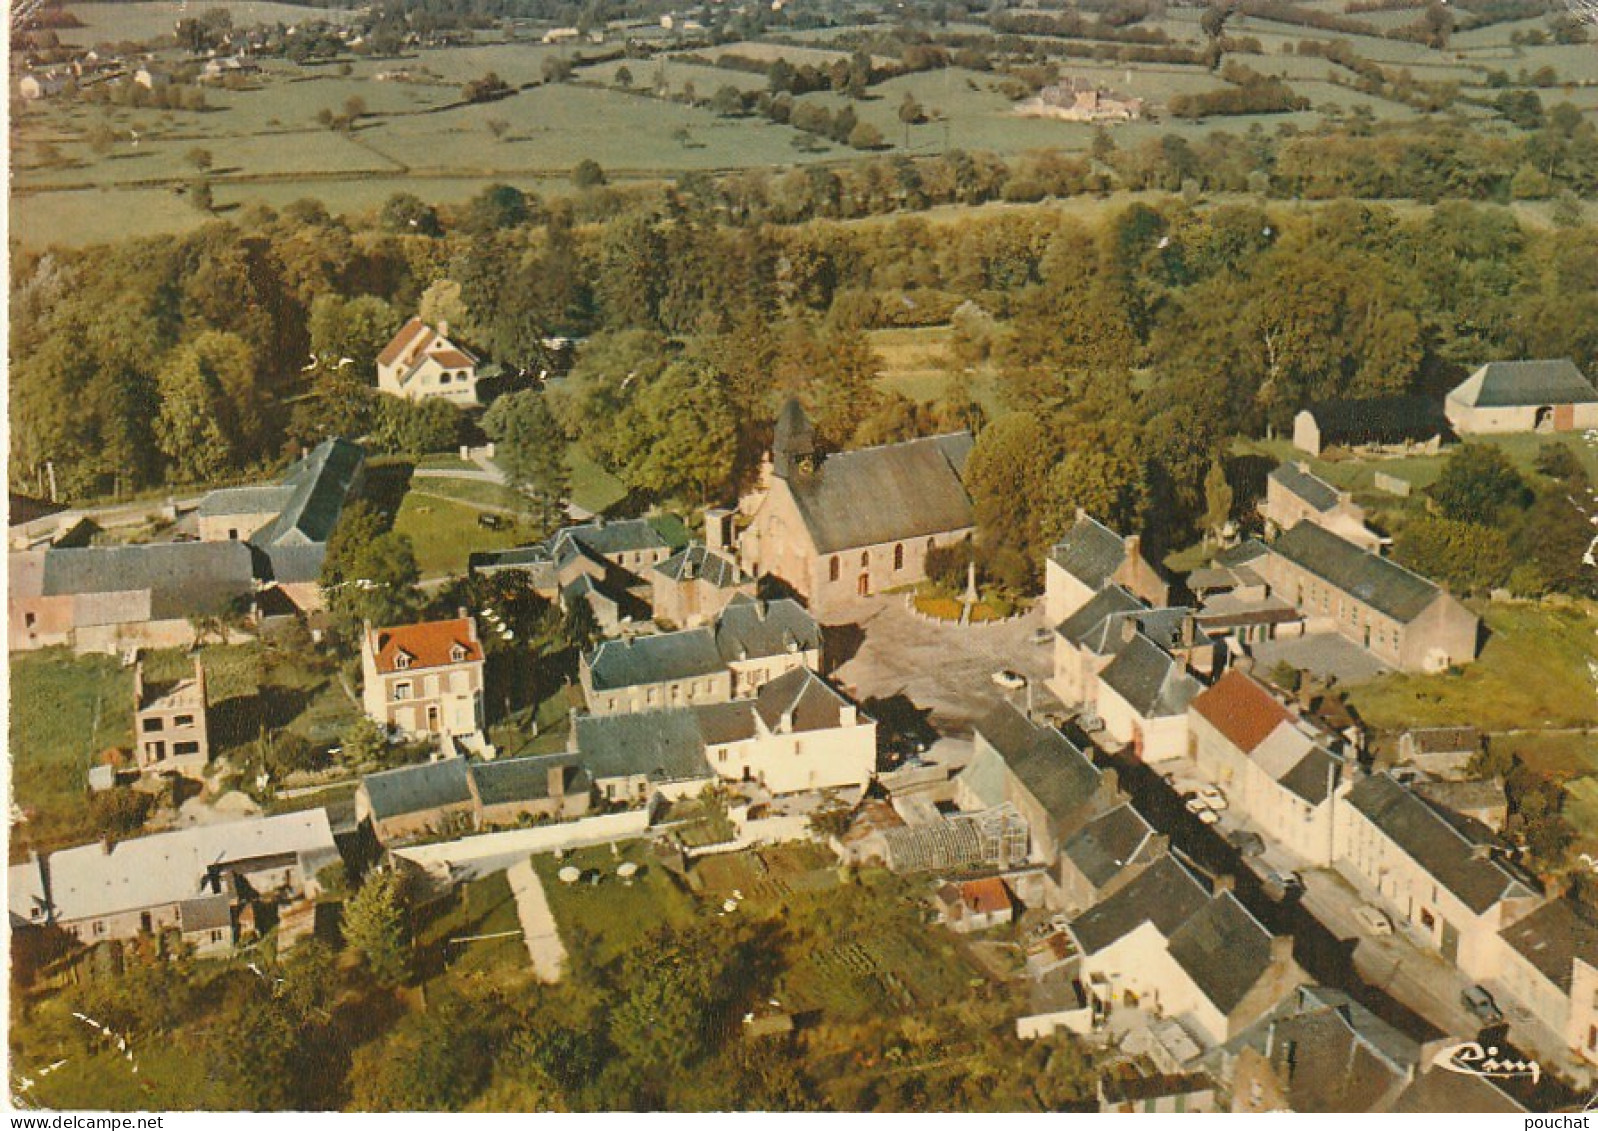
[9,650,133,859]
[416,870,528,990]
[1346,600,1598,734]
[566,445,628,516]
[392,490,543,578]
[530,840,700,968]
[409,475,541,515]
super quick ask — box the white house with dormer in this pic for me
[376,317,482,405]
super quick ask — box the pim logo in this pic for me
[1434,1041,1542,1085]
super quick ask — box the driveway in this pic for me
[828,595,1060,738]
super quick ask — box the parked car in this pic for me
[1227,830,1266,858]
[1183,795,1210,816]
[991,670,1026,690]
[1197,786,1228,811]
[477,513,505,530]
[1194,807,1221,826]
[1462,985,1503,1025]
[1354,904,1393,935]
[1030,627,1055,645]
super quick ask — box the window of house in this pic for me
[142,717,163,732]
[24,612,36,629]
[94,921,106,937]
[718,749,727,763]
[174,714,194,728]
[395,652,412,670]
[393,681,413,701]
[450,644,467,662]
[893,543,904,571]
[174,741,200,757]
[860,551,870,568]
[646,687,658,705]
[829,556,840,582]
[1420,907,1436,930]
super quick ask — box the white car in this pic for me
[991,670,1027,690]
[1194,807,1221,826]
[1197,786,1228,811]
[1354,904,1392,936]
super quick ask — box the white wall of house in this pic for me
[1099,683,1188,763]
[581,669,734,716]
[1445,399,1598,436]
[707,712,876,794]
[361,653,485,741]
[1045,558,1098,626]
[1080,922,1230,1048]
[1188,715,1340,866]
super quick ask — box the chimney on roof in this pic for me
[1180,615,1196,649]
[1150,833,1170,857]
[547,763,565,799]
[1297,461,1311,474]
[1098,768,1119,800]
[683,554,697,582]
[100,837,113,856]
[756,599,768,622]
[1121,617,1137,644]
[1075,507,1087,524]
[1270,933,1295,965]
[840,702,857,726]
[779,708,794,734]
[1125,533,1140,560]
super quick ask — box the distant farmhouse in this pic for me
[376,317,482,404]
[1020,78,1144,122]
[736,399,976,616]
[1445,359,1598,435]
[9,438,363,653]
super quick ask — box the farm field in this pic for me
[12,0,1596,249]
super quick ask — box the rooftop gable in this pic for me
[1098,632,1202,720]
[1270,462,1342,513]
[1069,853,1210,955]
[974,702,1102,827]
[1050,514,1130,590]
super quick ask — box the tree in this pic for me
[340,532,423,626]
[542,56,573,84]
[380,192,442,236]
[462,183,530,232]
[613,359,738,502]
[572,158,606,189]
[341,867,412,988]
[185,147,213,171]
[1429,443,1531,523]
[964,412,1063,569]
[350,999,496,1110]
[308,294,398,383]
[90,788,154,838]
[189,178,214,213]
[486,117,510,141]
[154,331,259,482]
[481,390,570,521]
[848,121,884,150]
[340,716,388,768]
[1202,459,1234,541]
[615,65,633,89]
[370,396,463,458]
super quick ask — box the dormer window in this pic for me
[394,651,412,670]
[450,643,468,662]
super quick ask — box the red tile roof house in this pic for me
[376,317,482,405]
[360,615,487,748]
[935,876,1016,934]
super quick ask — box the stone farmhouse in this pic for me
[736,399,976,616]
[360,614,487,747]
[133,657,210,779]
[1259,521,1479,672]
[1445,359,1598,435]
[376,317,481,404]
[580,594,822,715]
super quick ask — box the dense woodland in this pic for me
[14,141,1598,564]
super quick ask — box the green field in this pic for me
[13,0,1595,248]
[392,490,544,578]
[566,445,628,516]
[531,840,701,968]
[1347,600,1598,735]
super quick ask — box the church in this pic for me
[734,400,976,617]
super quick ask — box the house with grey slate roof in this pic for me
[1446,358,1598,435]
[736,399,976,615]
[1049,586,1217,708]
[1067,855,1305,1048]
[1095,632,1206,762]
[580,594,822,714]
[1493,897,1598,1069]
[954,703,1123,893]
[1057,802,1166,910]
[1336,771,1542,982]
[1260,521,1479,672]
[1045,511,1170,625]
[574,667,875,800]
[471,516,669,632]
[650,543,754,627]
[355,752,589,843]
[1260,462,1382,552]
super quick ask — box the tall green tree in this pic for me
[482,390,570,520]
[341,867,412,988]
[613,359,738,502]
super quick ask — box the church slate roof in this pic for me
[1450,359,1597,409]
[782,433,975,554]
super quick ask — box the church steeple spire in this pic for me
[772,397,817,479]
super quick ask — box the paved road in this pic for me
[506,856,565,983]
[829,595,1059,738]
